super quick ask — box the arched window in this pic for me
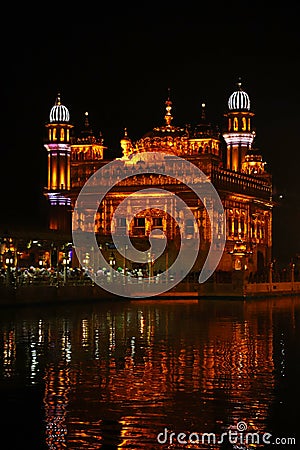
[53,128,57,141]
[261,223,265,240]
[48,129,51,141]
[240,217,245,237]
[233,117,238,131]
[248,118,251,131]
[228,118,232,131]
[60,128,65,141]
[242,117,247,131]
[228,216,233,236]
[234,218,238,236]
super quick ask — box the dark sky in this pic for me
[1,7,300,260]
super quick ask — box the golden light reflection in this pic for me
[3,330,16,378]
[81,318,89,349]
[44,365,70,449]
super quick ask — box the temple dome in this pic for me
[228,81,250,111]
[134,94,189,155]
[49,93,70,123]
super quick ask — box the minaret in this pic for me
[223,80,255,172]
[44,93,73,231]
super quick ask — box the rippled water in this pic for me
[0,296,299,449]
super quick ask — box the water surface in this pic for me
[0,296,299,449]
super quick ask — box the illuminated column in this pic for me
[223,80,255,172]
[45,94,73,192]
[47,153,51,189]
[44,93,74,231]
[266,212,272,265]
[67,152,71,190]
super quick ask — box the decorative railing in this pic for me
[211,168,272,200]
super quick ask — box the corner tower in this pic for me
[223,80,255,172]
[44,93,73,231]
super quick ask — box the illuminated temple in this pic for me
[43,82,273,277]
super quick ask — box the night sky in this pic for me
[2,7,300,262]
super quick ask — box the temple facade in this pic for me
[43,82,273,277]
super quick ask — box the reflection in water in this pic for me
[3,329,16,378]
[0,296,299,449]
[44,364,69,449]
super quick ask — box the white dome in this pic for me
[49,94,70,123]
[228,83,250,111]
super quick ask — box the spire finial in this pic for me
[56,92,61,105]
[201,102,206,120]
[84,111,89,127]
[164,87,173,126]
[237,77,242,90]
